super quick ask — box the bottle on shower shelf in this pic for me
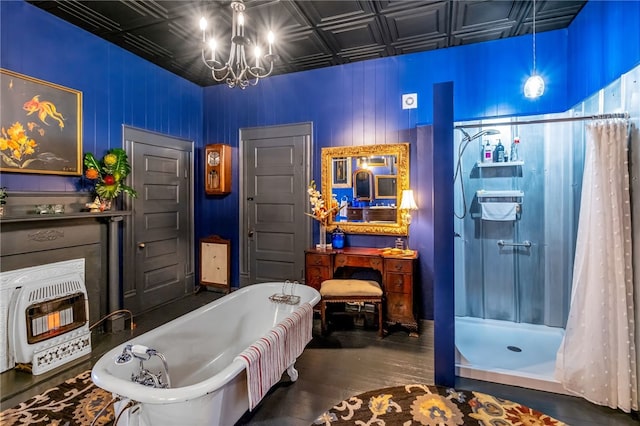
[482,141,493,163]
[494,139,505,162]
[511,137,520,161]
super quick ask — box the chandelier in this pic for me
[199,0,277,89]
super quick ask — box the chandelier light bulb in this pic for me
[524,74,545,98]
[208,39,217,62]
[199,17,208,42]
[238,12,244,27]
[254,46,262,58]
[267,31,274,54]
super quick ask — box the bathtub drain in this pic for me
[507,345,522,352]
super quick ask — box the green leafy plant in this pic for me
[84,148,137,200]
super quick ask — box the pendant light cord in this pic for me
[532,0,537,73]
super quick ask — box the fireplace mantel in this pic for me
[1,210,130,223]
[0,192,130,329]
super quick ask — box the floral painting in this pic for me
[0,69,82,175]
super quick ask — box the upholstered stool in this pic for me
[320,279,384,337]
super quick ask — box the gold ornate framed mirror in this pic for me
[321,143,410,235]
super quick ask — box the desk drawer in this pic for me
[305,266,332,291]
[385,292,414,323]
[385,272,412,293]
[335,254,382,271]
[384,258,413,273]
[306,253,331,267]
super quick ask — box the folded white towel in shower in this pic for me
[481,202,518,221]
[235,302,313,411]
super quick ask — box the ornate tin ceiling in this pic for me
[28,0,586,87]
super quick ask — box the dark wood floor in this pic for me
[2,290,638,426]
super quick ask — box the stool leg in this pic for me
[377,301,383,337]
[321,300,327,335]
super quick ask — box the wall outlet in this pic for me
[402,93,417,109]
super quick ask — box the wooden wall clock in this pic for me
[205,143,232,194]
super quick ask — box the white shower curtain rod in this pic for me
[455,112,630,129]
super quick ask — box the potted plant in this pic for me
[84,148,137,211]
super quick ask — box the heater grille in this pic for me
[27,279,84,303]
[26,292,86,344]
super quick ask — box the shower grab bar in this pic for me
[497,240,531,248]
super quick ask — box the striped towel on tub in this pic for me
[235,302,314,410]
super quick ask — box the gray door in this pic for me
[239,123,312,286]
[123,126,194,314]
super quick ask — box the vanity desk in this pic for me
[305,247,419,336]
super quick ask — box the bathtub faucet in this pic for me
[116,344,172,388]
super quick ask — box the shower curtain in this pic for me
[556,119,638,412]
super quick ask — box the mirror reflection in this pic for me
[353,169,373,200]
[321,143,410,235]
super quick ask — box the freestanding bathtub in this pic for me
[91,282,320,426]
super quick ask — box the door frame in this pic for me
[122,125,195,313]
[238,122,313,287]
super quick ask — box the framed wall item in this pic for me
[205,143,232,194]
[357,156,386,168]
[375,175,397,199]
[0,68,82,175]
[332,157,351,188]
[200,235,231,293]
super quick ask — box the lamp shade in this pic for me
[399,190,418,210]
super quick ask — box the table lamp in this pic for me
[399,189,418,251]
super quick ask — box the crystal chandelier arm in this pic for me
[247,59,274,79]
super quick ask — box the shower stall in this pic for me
[454,64,639,395]
[453,113,582,394]
[453,66,640,400]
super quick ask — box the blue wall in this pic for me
[567,0,640,106]
[201,29,570,306]
[3,0,640,324]
[0,1,203,194]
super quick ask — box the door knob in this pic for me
[138,243,146,248]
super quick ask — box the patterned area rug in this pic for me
[0,370,114,426]
[313,384,567,426]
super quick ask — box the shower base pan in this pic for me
[455,316,568,395]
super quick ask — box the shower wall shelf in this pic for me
[476,190,524,199]
[476,161,524,168]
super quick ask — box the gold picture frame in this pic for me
[332,157,351,188]
[0,68,82,175]
[375,174,397,199]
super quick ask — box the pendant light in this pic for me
[524,0,544,98]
